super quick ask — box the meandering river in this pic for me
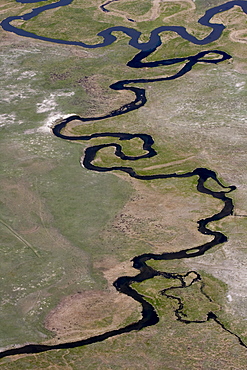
[2,0,247,50]
[0,0,246,359]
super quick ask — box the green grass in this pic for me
[161,3,189,18]
[1,0,247,367]
[0,42,136,347]
[132,274,221,321]
[109,0,152,17]
[1,37,246,347]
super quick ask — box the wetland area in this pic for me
[0,0,247,368]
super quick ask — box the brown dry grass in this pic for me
[107,177,219,253]
[45,288,141,343]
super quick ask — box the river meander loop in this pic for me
[1,1,247,50]
[0,0,246,359]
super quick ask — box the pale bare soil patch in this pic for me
[103,0,195,23]
[95,255,138,283]
[230,29,247,44]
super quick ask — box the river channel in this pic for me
[0,0,247,359]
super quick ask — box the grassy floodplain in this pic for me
[0,0,247,368]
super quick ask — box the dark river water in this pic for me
[1,0,247,50]
[0,0,246,359]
